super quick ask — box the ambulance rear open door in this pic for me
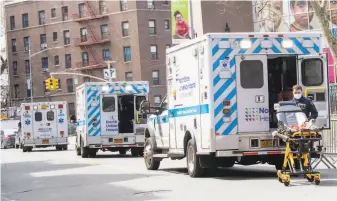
[298,54,330,129]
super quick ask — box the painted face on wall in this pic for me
[290,0,314,27]
[330,0,337,25]
[255,0,284,32]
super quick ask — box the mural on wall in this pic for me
[253,0,337,83]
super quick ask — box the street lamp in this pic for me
[28,40,63,103]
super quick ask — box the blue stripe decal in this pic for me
[222,118,237,135]
[214,87,236,117]
[88,119,100,136]
[252,44,262,53]
[132,85,141,94]
[168,104,209,118]
[92,127,101,137]
[214,73,236,102]
[212,48,233,71]
[215,103,237,132]
[87,90,98,104]
[313,43,319,53]
[271,45,281,53]
[148,115,169,124]
[291,37,309,54]
[88,106,100,120]
[88,110,100,126]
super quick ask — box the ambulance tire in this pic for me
[81,141,89,158]
[89,149,97,158]
[131,148,140,157]
[56,145,62,151]
[186,139,204,178]
[22,146,28,152]
[119,149,127,155]
[62,145,68,150]
[144,138,160,170]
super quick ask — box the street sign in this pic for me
[104,68,116,80]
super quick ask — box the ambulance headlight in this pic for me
[281,40,294,48]
[102,85,109,92]
[239,39,252,49]
[125,85,133,92]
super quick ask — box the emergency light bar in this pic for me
[125,85,133,92]
[41,105,47,109]
[50,105,55,109]
[281,40,294,48]
[58,104,63,109]
[33,106,38,110]
[240,39,252,49]
[25,106,30,110]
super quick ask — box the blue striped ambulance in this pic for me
[141,32,330,177]
[75,82,149,158]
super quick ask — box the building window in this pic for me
[103,48,110,61]
[65,54,72,68]
[148,20,156,35]
[150,45,158,60]
[80,28,87,42]
[54,55,59,66]
[42,57,48,72]
[22,13,29,28]
[62,6,68,21]
[67,78,74,93]
[12,61,17,75]
[24,36,30,51]
[68,103,75,116]
[14,84,19,98]
[82,52,89,66]
[154,95,161,106]
[78,3,86,18]
[121,21,129,37]
[120,0,127,11]
[39,10,45,25]
[58,79,61,88]
[51,8,56,18]
[11,39,16,53]
[152,70,159,85]
[10,16,15,30]
[147,0,155,9]
[99,0,107,14]
[63,30,70,45]
[53,32,58,42]
[40,34,47,49]
[125,72,133,81]
[83,77,90,83]
[101,24,108,40]
[123,46,131,62]
[164,20,170,30]
[25,60,30,74]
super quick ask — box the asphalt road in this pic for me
[1,145,337,201]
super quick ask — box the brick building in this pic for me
[5,0,171,116]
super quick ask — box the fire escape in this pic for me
[72,1,110,71]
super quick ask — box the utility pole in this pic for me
[28,39,33,103]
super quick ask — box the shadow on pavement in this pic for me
[93,153,143,159]
[1,160,161,201]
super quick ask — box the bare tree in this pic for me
[311,0,337,63]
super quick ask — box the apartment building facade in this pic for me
[5,0,171,117]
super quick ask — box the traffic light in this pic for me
[45,78,51,90]
[53,78,59,89]
[49,78,54,90]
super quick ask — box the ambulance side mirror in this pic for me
[140,100,151,114]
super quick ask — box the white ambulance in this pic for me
[75,82,149,158]
[140,32,330,177]
[20,102,68,152]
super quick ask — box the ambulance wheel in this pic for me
[138,149,144,157]
[28,147,33,152]
[81,141,89,158]
[89,149,97,158]
[56,146,62,151]
[22,146,27,152]
[315,180,320,185]
[144,138,160,170]
[62,145,68,150]
[131,148,139,157]
[284,181,290,187]
[119,149,127,155]
[15,144,19,149]
[186,139,204,178]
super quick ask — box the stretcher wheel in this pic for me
[278,177,282,183]
[315,180,320,185]
[306,176,314,182]
[284,181,290,187]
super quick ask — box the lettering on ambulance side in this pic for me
[105,116,118,132]
[176,76,196,98]
[244,107,269,122]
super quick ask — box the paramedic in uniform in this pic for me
[292,85,318,120]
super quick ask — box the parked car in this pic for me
[1,129,17,149]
